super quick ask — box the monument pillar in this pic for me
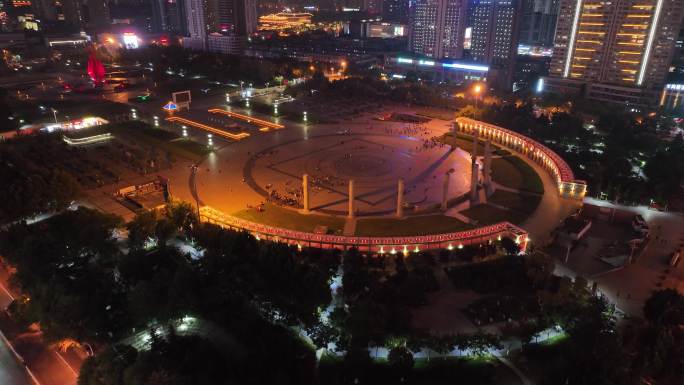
[441,171,452,211]
[396,178,405,218]
[484,140,493,196]
[302,174,310,213]
[348,179,355,218]
[470,134,479,204]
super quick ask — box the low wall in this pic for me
[200,206,529,254]
[454,117,587,199]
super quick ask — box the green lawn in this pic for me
[491,156,544,194]
[355,215,473,237]
[414,107,456,120]
[232,203,345,234]
[439,132,499,155]
[487,189,541,215]
[461,204,527,225]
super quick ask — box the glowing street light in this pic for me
[303,111,308,122]
[274,104,278,115]
[207,133,213,146]
[153,116,159,127]
[182,125,188,137]
[245,98,250,108]
[225,93,230,103]
[472,84,483,108]
[131,108,137,120]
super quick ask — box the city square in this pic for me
[0,0,682,382]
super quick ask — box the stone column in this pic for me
[470,133,479,204]
[348,179,355,218]
[470,158,479,204]
[396,178,405,217]
[471,132,478,158]
[484,140,493,196]
[441,171,452,211]
[302,174,310,213]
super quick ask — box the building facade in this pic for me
[519,0,559,47]
[182,0,206,50]
[383,0,409,22]
[469,0,523,89]
[408,0,468,59]
[86,0,111,28]
[544,0,684,106]
[215,0,257,35]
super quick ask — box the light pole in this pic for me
[51,108,58,124]
[473,84,482,108]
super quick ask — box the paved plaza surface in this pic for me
[174,108,468,217]
[553,199,684,317]
[248,133,470,215]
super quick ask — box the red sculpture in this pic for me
[86,46,106,86]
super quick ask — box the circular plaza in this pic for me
[183,109,585,252]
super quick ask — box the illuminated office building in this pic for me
[543,0,684,106]
[408,0,468,59]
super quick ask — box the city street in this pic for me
[0,264,80,385]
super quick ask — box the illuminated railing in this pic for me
[199,206,529,254]
[208,108,285,130]
[454,117,587,199]
[62,133,113,146]
[166,116,251,140]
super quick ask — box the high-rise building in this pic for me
[167,0,187,34]
[670,27,684,76]
[469,0,522,89]
[543,0,684,106]
[182,0,206,49]
[383,0,409,22]
[519,0,559,47]
[363,0,383,14]
[151,0,169,32]
[152,0,187,33]
[62,0,86,27]
[216,0,257,35]
[408,0,468,59]
[86,0,111,28]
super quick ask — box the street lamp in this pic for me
[473,84,483,108]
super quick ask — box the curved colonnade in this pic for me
[454,117,587,199]
[199,206,529,253]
